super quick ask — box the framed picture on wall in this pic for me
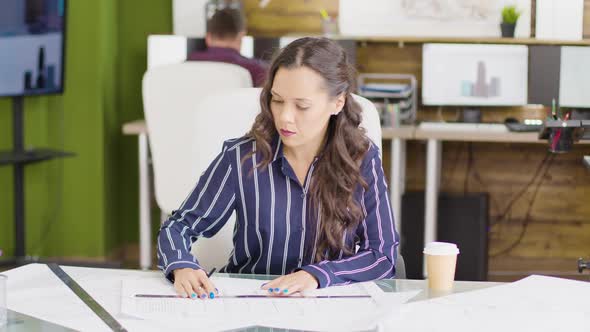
[339,0,531,38]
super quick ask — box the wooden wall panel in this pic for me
[244,0,338,37]
[356,43,422,81]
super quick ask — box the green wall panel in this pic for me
[0,1,172,259]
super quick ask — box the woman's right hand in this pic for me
[172,268,218,299]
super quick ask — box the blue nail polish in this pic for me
[268,288,274,293]
[283,289,289,293]
[200,294,207,299]
[191,293,197,298]
[274,288,280,292]
[209,292,215,299]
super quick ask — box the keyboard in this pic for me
[418,122,508,133]
[504,123,543,132]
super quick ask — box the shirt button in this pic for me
[301,193,306,198]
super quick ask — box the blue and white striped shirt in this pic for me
[157,136,399,288]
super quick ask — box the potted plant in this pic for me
[501,5,521,38]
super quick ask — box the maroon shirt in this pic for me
[188,47,267,87]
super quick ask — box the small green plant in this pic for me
[501,5,521,25]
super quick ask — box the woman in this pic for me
[157,37,399,300]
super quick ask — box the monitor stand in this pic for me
[571,109,590,139]
[459,108,482,123]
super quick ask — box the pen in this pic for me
[207,267,216,278]
[134,294,370,299]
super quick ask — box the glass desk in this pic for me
[1,267,503,332]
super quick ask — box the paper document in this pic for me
[380,275,590,332]
[121,276,419,331]
[360,83,410,93]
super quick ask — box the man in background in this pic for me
[188,8,267,87]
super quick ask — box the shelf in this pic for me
[334,35,590,46]
[0,148,75,166]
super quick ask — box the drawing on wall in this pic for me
[401,0,496,21]
[339,0,531,38]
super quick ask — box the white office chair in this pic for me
[142,62,253,219]
[188,87,383,271]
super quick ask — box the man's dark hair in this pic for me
[207,8,246,40]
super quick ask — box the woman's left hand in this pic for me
[261,270,319,296]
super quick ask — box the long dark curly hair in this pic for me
[248,37,370,262]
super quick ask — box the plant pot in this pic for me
[500,23,516,38]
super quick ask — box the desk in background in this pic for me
[123,120,589,275]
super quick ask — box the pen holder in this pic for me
[321,18,339,37]
[548,127,575,153]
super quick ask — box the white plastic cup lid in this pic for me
[423,242,459,255]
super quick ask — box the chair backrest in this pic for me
[352,93,382,154]
[394,253,406,279]
[142,62,253,214]
[188,88,261,270]
[189,87,383,270]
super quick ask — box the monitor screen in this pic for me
[0,0,66,97]
[422,43,528,106]
[559,46,590,109]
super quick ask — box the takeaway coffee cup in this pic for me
[423,242,459,291]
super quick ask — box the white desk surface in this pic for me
[122,119,418,139]
[413,127,544,143]
[123,119,590,144]
[1,263,501,332]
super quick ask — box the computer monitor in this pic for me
[422,43,528,106]
[240,35,254,58]
[146,35,255,69]
[0,0,66,97]
[559,46,590,108]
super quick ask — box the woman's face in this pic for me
[270,66,345,153]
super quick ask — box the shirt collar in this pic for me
[207,46,241,56]
[271,134,284,163]
[270,133,328,164]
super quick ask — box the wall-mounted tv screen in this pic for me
[0,0,66,97]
